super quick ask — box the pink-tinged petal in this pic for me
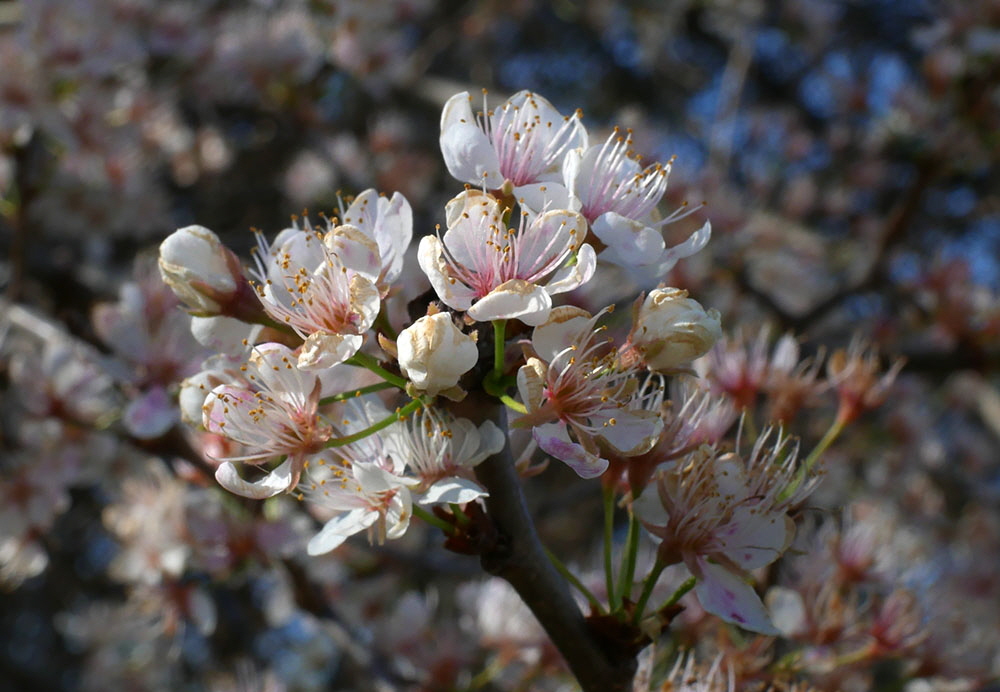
[592,213,666,265]
[654,220,712,276]
[591,409,663,456]
[419,478,488,505]
[514,182,579,220]
[215,459,296,499]
[516,358,548,411]
[530,306,592,361]
[297,332,364,370]
[693,558,779,635]
[440,109,502,187]
[545,243,596,295]
[417,235,477,311]
[533,422,608,479]
[324,224,381,282]
[202,385,254,434]
[307,508,379,555]
[717,509,794,570]
[467,279,551,325]
[123,386,177,439]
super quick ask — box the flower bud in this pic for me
[397,313,478,397]
[158,225,243,314]
[629,288,722,372]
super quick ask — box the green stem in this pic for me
[603,484,617,610]
[499,394,527,414]
[660,576,696,610]
[374,306,397,340]
[803,417,845,473]
[615,510,641,608]
[412,505,454,534]
[449,503,470,526]
[631,558,667,625]
[318,381,395,406]
[783,416,845,500]
[544,546,605,615]
[325,399,422,448]
[346,351,408,389]
[492,319,507,374]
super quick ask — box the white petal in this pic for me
[592,213,666,266]
[417,235,476,311]
[717,509,794,571]
[545,243,596,295]
[654,220,712,276]
[694,558,779,635]
[419,478,487,505]
[440,100,502,187]
[325,224,382,282]
[533,422,608,479]
[467,279,552,325]
[632,481,671,528]
[530,306,592,361]
[591,409,662,456]
[307,508,379,555]
[215,459,296,499]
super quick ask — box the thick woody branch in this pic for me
[464,397,637,692]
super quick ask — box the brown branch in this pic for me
[461,395,637,692]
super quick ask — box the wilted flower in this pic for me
[158,225,246,315]
[251,221,381,369]
[625,288,722,372]
[516,307,662,478]
[440,89,586,194]
[396,312,479,398]
[418,190,595,326]
[634,432,816,634]
[827,337,905,424]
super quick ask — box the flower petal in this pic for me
[419,478,488,505]
[215,459,296,499]
[533,422,608,479]
[467,279,552,325]
[307,508,379,555]
[694,557,779,635]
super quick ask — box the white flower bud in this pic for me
[158,225,242,314]
[397,313,478,396]
[630,288,722,372]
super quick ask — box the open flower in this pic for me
[418,190,594,326]
[516,307,662,478]
[633,432,816,634]
[204,343,332,498]
[252,221,381,369]
[440,89,586,194]
[564,128,711,283]
[382,406,502,504]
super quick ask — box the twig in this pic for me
[461,394,637,692]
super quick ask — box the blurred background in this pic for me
[1,1,998,690]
